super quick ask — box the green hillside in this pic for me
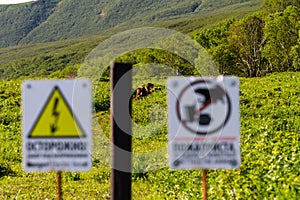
[0,34,106,80]
[0,0,262,47]
[2,0,298,81]
[0,0,266,80]
[0,0,60,47]
[0,0,267,80]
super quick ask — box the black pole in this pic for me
[110,62,132,200]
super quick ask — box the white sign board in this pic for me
[22,79,92,172]
[168,76,240,169]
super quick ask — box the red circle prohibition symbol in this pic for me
[176,79,231,135]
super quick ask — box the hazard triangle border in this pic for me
[27,85,86,138]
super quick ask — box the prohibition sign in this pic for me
[176,79,231,135]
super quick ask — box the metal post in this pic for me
[56,171,62,200]
[110,62,132,200]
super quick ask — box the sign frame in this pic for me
[168,76,240,169]
[22,79,92,172]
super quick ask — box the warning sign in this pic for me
[22,79,92,172]
[29,86,85,138]
[167,76,240,169]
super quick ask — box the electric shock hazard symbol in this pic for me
[29,86,85,138]
[167,77,241,170]
[22,80,92,172]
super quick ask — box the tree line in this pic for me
[192,0,300,77]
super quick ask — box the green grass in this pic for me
[0,72,299,199]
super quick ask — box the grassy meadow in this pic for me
[0,72,299,199]
[1,0,299,199]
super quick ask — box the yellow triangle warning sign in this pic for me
[29,86,85,138]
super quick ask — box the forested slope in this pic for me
[0,0,260,48]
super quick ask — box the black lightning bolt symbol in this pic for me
[50,97,60,134]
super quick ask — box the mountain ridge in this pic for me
[0,0,262,48]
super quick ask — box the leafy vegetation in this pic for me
[263,5,300,72]
[0,35,105,80]
[0,71,299,199]
[193,0,300,77]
